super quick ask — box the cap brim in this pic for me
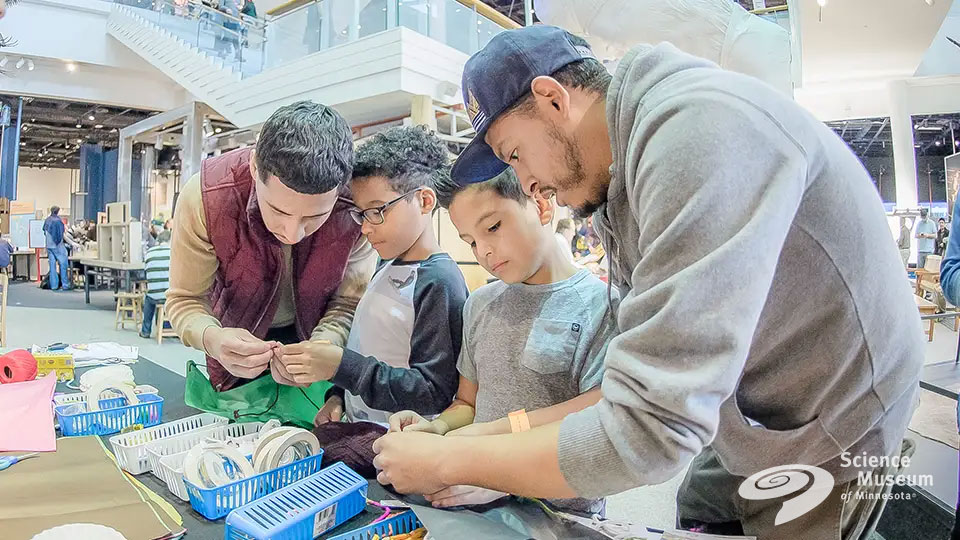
[451,132,509,185]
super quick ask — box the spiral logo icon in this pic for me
[737,464,835,525]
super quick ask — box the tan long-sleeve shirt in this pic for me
[166,173,377,354]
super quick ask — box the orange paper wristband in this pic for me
[508,409,531,433]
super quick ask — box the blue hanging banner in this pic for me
[0,97,22,201]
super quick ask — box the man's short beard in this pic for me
[548,123,608,218]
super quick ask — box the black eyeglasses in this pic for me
[349,188,422,225]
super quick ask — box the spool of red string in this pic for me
[0,349,39,384]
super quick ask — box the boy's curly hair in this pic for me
[352,125,451,194]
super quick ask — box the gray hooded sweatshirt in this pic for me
[557,43,922,497]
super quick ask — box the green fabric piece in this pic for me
[184,360,328,429]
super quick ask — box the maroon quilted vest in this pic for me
[200,147,362,391]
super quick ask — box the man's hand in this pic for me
[314,395,343,426]
[372,431,453,495]
[278,341,342,384]
[424,485,507,508]
[202,327,277,379]
[387,411,445,434]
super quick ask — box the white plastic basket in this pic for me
[155,422,264,501]
[145,421,263,481]
[53,385,160,406]
[108,413,230,474]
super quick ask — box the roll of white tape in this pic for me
[79,365,135,392]
[251,426,292,468]
[183,440,254,489]
[252,427,320,473]
[84,381,139,412]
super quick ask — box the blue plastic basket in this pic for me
[185,452,326,520]
[224,462,367,540]
[56,394,164,436]
[327,510,422,540]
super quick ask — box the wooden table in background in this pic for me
[80,258,145,304]
[915,294,939,342]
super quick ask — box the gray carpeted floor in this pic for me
[7,280,119,311]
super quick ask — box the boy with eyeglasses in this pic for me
[277,126,467,476]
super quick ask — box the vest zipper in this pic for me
[253,246,283,334]
[291,246,303,340]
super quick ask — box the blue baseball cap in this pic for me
[451,25,596,185]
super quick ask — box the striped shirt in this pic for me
[144,245,171,302]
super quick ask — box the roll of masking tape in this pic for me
[79,365,135,392]
[85,381,139,412]
[252,427,320,473]
[183,440,254,489]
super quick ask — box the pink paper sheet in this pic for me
[0,372,57,452]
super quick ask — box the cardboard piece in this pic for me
[0,436,181,540]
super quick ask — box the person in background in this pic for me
[241,0,256,18]
[898,216,912,270]
[0,234,14,275]
[936,217,950,257]
[158,219,172,244]
[554,218,576,263]
[63,225,79,257]
[42,206,70,291]
[140,237,172,339]
[916,207,937,269]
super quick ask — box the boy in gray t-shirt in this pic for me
[389,170,617,516]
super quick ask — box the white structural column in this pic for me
[180,102,205,185]
[889,80,919,210]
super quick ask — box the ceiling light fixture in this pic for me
[27,60,34,71]
[214,127,222,133]
[76,123,82,128]
[66,62,77,72]
[817,0,827,6]
[0,57,8,68]
[15,57,24,69]
[94,124,103,129]
[88,114,95,121]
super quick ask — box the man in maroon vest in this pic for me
[167,101,376,393]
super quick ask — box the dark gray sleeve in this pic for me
[331,258,467,415]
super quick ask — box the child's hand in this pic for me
[425,485,507,508]
[446,421,503,437]
[388,411,442,434]
[278,340,342,384]
[314,395,343,426]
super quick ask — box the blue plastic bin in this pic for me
[224,462,367,540]
[185,452,325,520]
[56,394,164,436]
[327,510,422,540]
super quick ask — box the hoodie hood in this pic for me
[598,42,719,287]
[605,42,720,203]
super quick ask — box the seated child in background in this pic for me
[389,169,618,516]
[277,126,467,476]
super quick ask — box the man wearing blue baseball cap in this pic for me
[373,25,922,538]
